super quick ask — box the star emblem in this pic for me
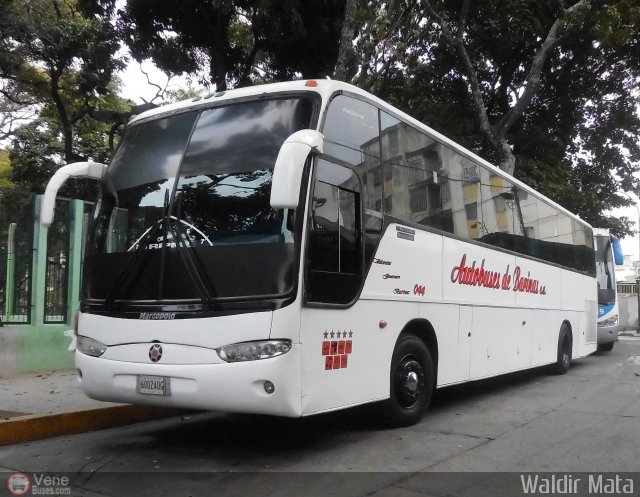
[323,331,329,339]
[330,331,335,338]
[348,330,353,338]
[148,344,163,362]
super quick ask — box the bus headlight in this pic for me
[216,340,292,362]
[77,336,108,357]
[598,315,619,327]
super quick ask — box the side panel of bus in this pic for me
[300,223,596,416]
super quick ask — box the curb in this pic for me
[0,405,189,447]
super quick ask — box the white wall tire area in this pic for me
[380,334,435,427]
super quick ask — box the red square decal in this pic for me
[330,341,338,355]
[332,355,341,369]
[341,355,348,368]
[346,340,352,354]
[325,356,333,370]
[338,340,346,354]
[322,341,330,355]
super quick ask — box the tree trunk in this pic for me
[497,139,516,176]
[333,0,359,82]
[49,72,75,162]
[422,0,587,177]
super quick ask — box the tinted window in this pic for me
[307,160,362,304]
[84,98,315,305]
[107,113,197,192]
[376,111,594,275]
[380,112,452,232]
[323,95,382,269]
[323,95,380,167]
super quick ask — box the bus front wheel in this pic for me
[381,334,434,427]
[598,341,614,352]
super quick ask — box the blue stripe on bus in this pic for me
[598,304,614,317]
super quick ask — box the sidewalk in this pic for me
[0,370,187,446]
[0,370,113,419]
[618,327,640,337]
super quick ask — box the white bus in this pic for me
[41,80,597,426]
[593,228,624,351]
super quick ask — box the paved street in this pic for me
[1,338,639,496]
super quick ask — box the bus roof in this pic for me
[128,79,592,230]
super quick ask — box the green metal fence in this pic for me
[0,189,86,327]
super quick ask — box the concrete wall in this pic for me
[0,325,74,377]
[619,293,639,331]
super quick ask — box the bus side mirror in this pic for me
[612,237,624,265]
[41,161,107,228]
[270,130,324,209]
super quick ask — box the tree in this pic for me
[0,80,38,142]
[358,0,640,236]
[110,0,347,90]
[0,0,125,163]
[9,84,132,197]
[13,0,636,236]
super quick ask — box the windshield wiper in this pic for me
[104,220,166,309]
[169,216,217,306]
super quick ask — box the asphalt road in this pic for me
[1,337,640,497]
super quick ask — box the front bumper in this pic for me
[75,344,302,417]
[597,324,619,345]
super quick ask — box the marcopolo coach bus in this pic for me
[593,228,624,351]
[41,80,597,426]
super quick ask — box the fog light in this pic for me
[76,368,83,380]
[264,381,275,394]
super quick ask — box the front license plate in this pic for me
[136,375,171,396]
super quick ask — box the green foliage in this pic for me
[10,119,64,194]
[3,0,638,238]
[0,0,126,165]
[371,0,640,236]
[0,149,15,189]
[112,0,346,89]
[1,0,129,198]
[595,0,640,45]
[9,83,132,198]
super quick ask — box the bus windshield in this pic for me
[595,235,615,305]
[84,97,315,310]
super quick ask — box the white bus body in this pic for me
[593,228,624,351]
[42,80,597,426]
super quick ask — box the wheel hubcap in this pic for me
[395,357,425,408]
[406,371,419,392]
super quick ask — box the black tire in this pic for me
[552,324,572,375]
[597,341,614,352]
[380,334,434,427]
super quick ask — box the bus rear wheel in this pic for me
[381,334,434,427]
[552,324,572,375]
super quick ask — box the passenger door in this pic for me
[305,159,363,305]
